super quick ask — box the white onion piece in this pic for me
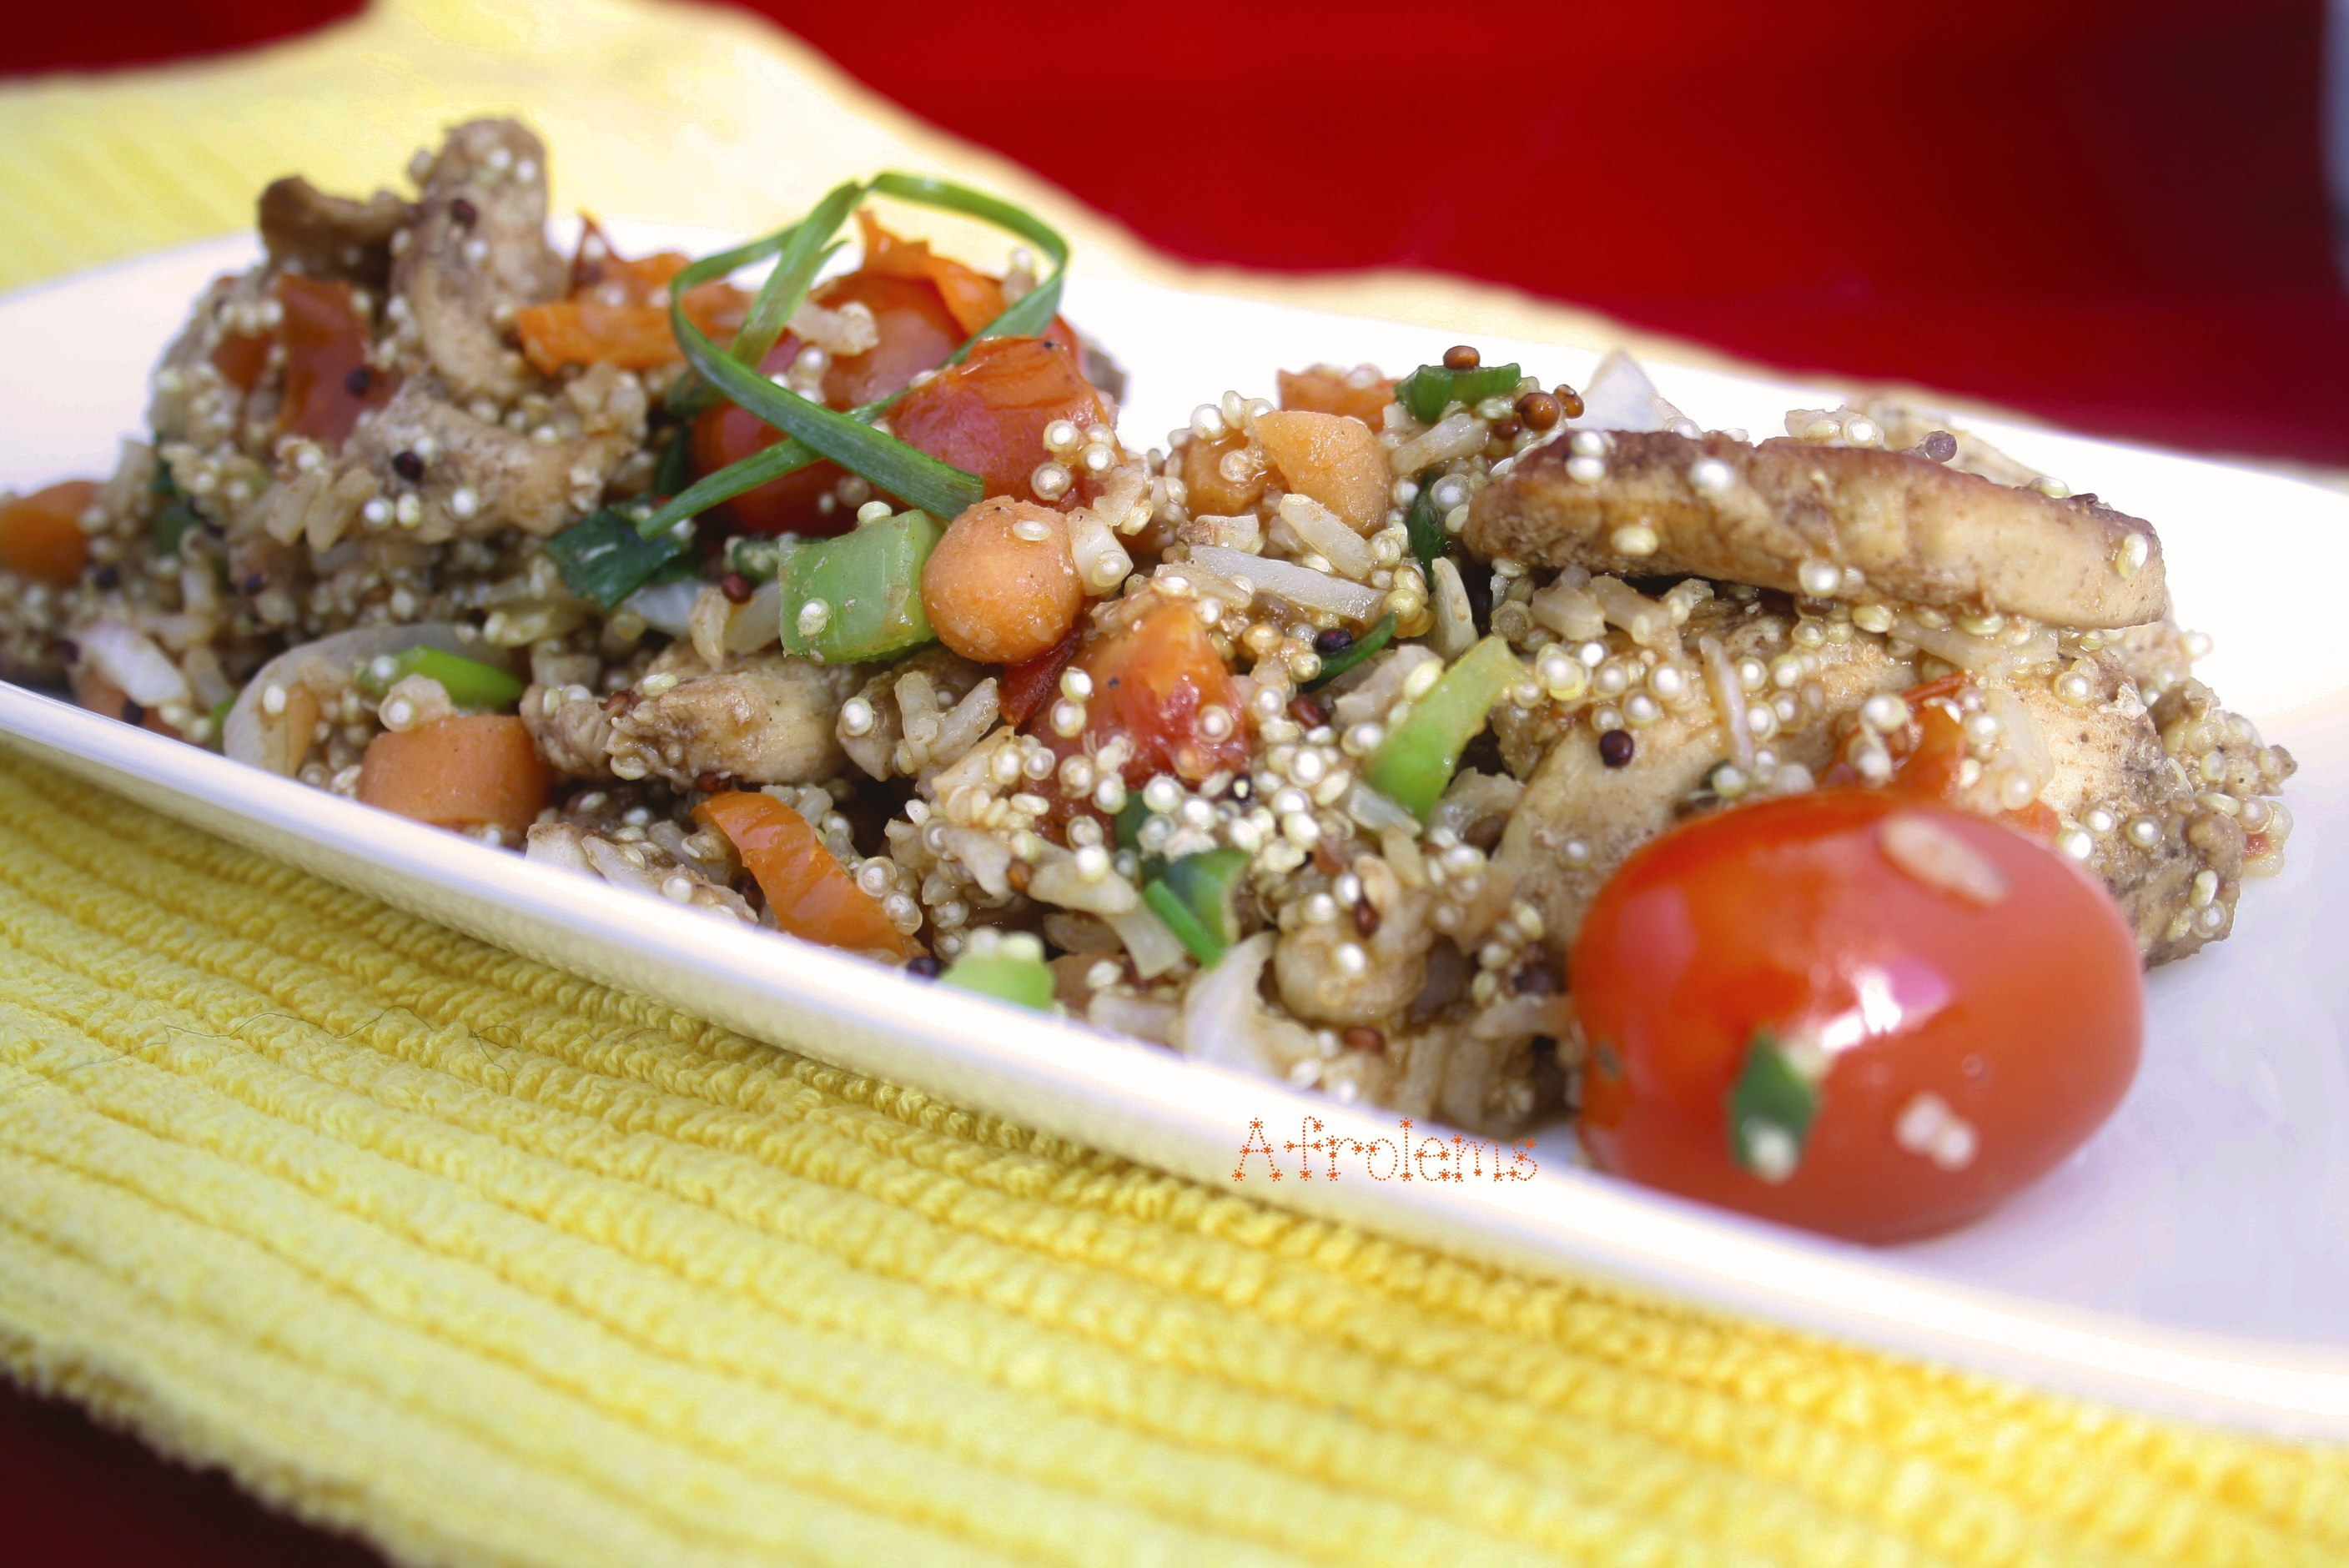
[223,622,486,769]
[1568,349,1688,433]
[1068,508,1134,596]
[1391,410,1489,474]
[77,621,189,707]
[1177,932,1317,1076]
[1188,545,1384,621]
[1087,991,1180,1044]
[1108,902,1190,980]
[1275,493,1373,580]
[723,580,784,655]
[621,578,702,638]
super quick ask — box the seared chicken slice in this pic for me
[606,646,858,789]
[258,176,408,289]
[1492,594,2283,967]
[390,118,567,403]
[1467,431,2166,630]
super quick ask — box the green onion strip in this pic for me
[638,174,1074,540]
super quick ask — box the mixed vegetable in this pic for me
[0,119,2299,1244]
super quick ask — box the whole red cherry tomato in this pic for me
[1570,789,2141,1243]
[892,335,1114,502]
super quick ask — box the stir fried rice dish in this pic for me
[0,123,2298,1238]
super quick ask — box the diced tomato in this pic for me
[68,665,182,736]
[999,626,1084,726]
[1827,676,2060,842]
[0,480,95,586]
[211,329,272,393]
[277,274,397,448]
[1276,365,1396,425]
[892,336,1114,503]
[1074,599,1249,785]
[690,269,969,536]
[857,212,1009,338]
[696,790,913,959]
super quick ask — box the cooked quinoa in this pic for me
[0,120,2293,1140]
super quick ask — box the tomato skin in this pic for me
[276,274,397,448]
[1571,790,2142,1244]
[691,270,968,535]
[891,336,1114,502]
[1074,599,1249,786]
[0,480,96,586]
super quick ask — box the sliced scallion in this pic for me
[1404,468,1447,570]
[1305,613,1396,690]
[1141,848,1250,968]
[1396,360,1523,424]
[546,506,694,609]
[355,645,525,710]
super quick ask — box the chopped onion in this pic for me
[1391,410,1489,474]
[1108,902,1190,980]
[1189,545,1384,621]
[1428,557,1477,660]
[224,622,485,770]
[78,621,189,708]
[1176,931,1318,1075]
[1068,506,1134,596]
[1088,992,1180,1044]
[1698,634,1754,771]
[621,577,702,638]
[723,580,784,655]
[1275,493,1373,580]
[1568,349,1688,433]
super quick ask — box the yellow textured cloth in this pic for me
[3,3,2348,1563]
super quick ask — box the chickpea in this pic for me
[921,496,1082,664]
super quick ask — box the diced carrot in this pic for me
[357,715,551,837]
[518,223,749,374]
[1277,366,1396,426]
[1251,409,1390,533]
[211,329,272,393]
[694,790,912,958]
[68,665,182,736]
[0,480,95,586]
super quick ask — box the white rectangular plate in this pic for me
[7,227,2349,1435]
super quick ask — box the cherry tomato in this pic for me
[1072,599,1249,786]
[891,335,1114,502]
[691,269,967,535]
[1571,789,2141,1243]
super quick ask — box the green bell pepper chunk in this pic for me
[1395,361,1522,424]
[939,952,1056,1011]
[777,509,944,663]
[354,646,525,711]
[1362,635,1526,820]
[1142,847,1250,967]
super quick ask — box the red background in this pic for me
[0,3,2341,1561]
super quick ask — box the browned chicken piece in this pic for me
[257,176,409,289]
[1467,431,2167,630]
[391,118,567,403]
[340,363,646,540]
[606,646,858,789]
[1492,595,2284,967]
[519,681,616,780]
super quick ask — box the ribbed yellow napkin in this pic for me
[3,3,2347,1562]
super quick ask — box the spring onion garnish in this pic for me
[1396,359,1524,424]
[651,424,693,500]
[776,509,945,663]
[148,462,205,555]
[354,645,525,710]
[640,174,1074,539]
[1142,848,1250,968]
[1362,635,1526,819]
[545,506,695,609]
[1403,468,1447,570]
[1305,613,1396,690]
